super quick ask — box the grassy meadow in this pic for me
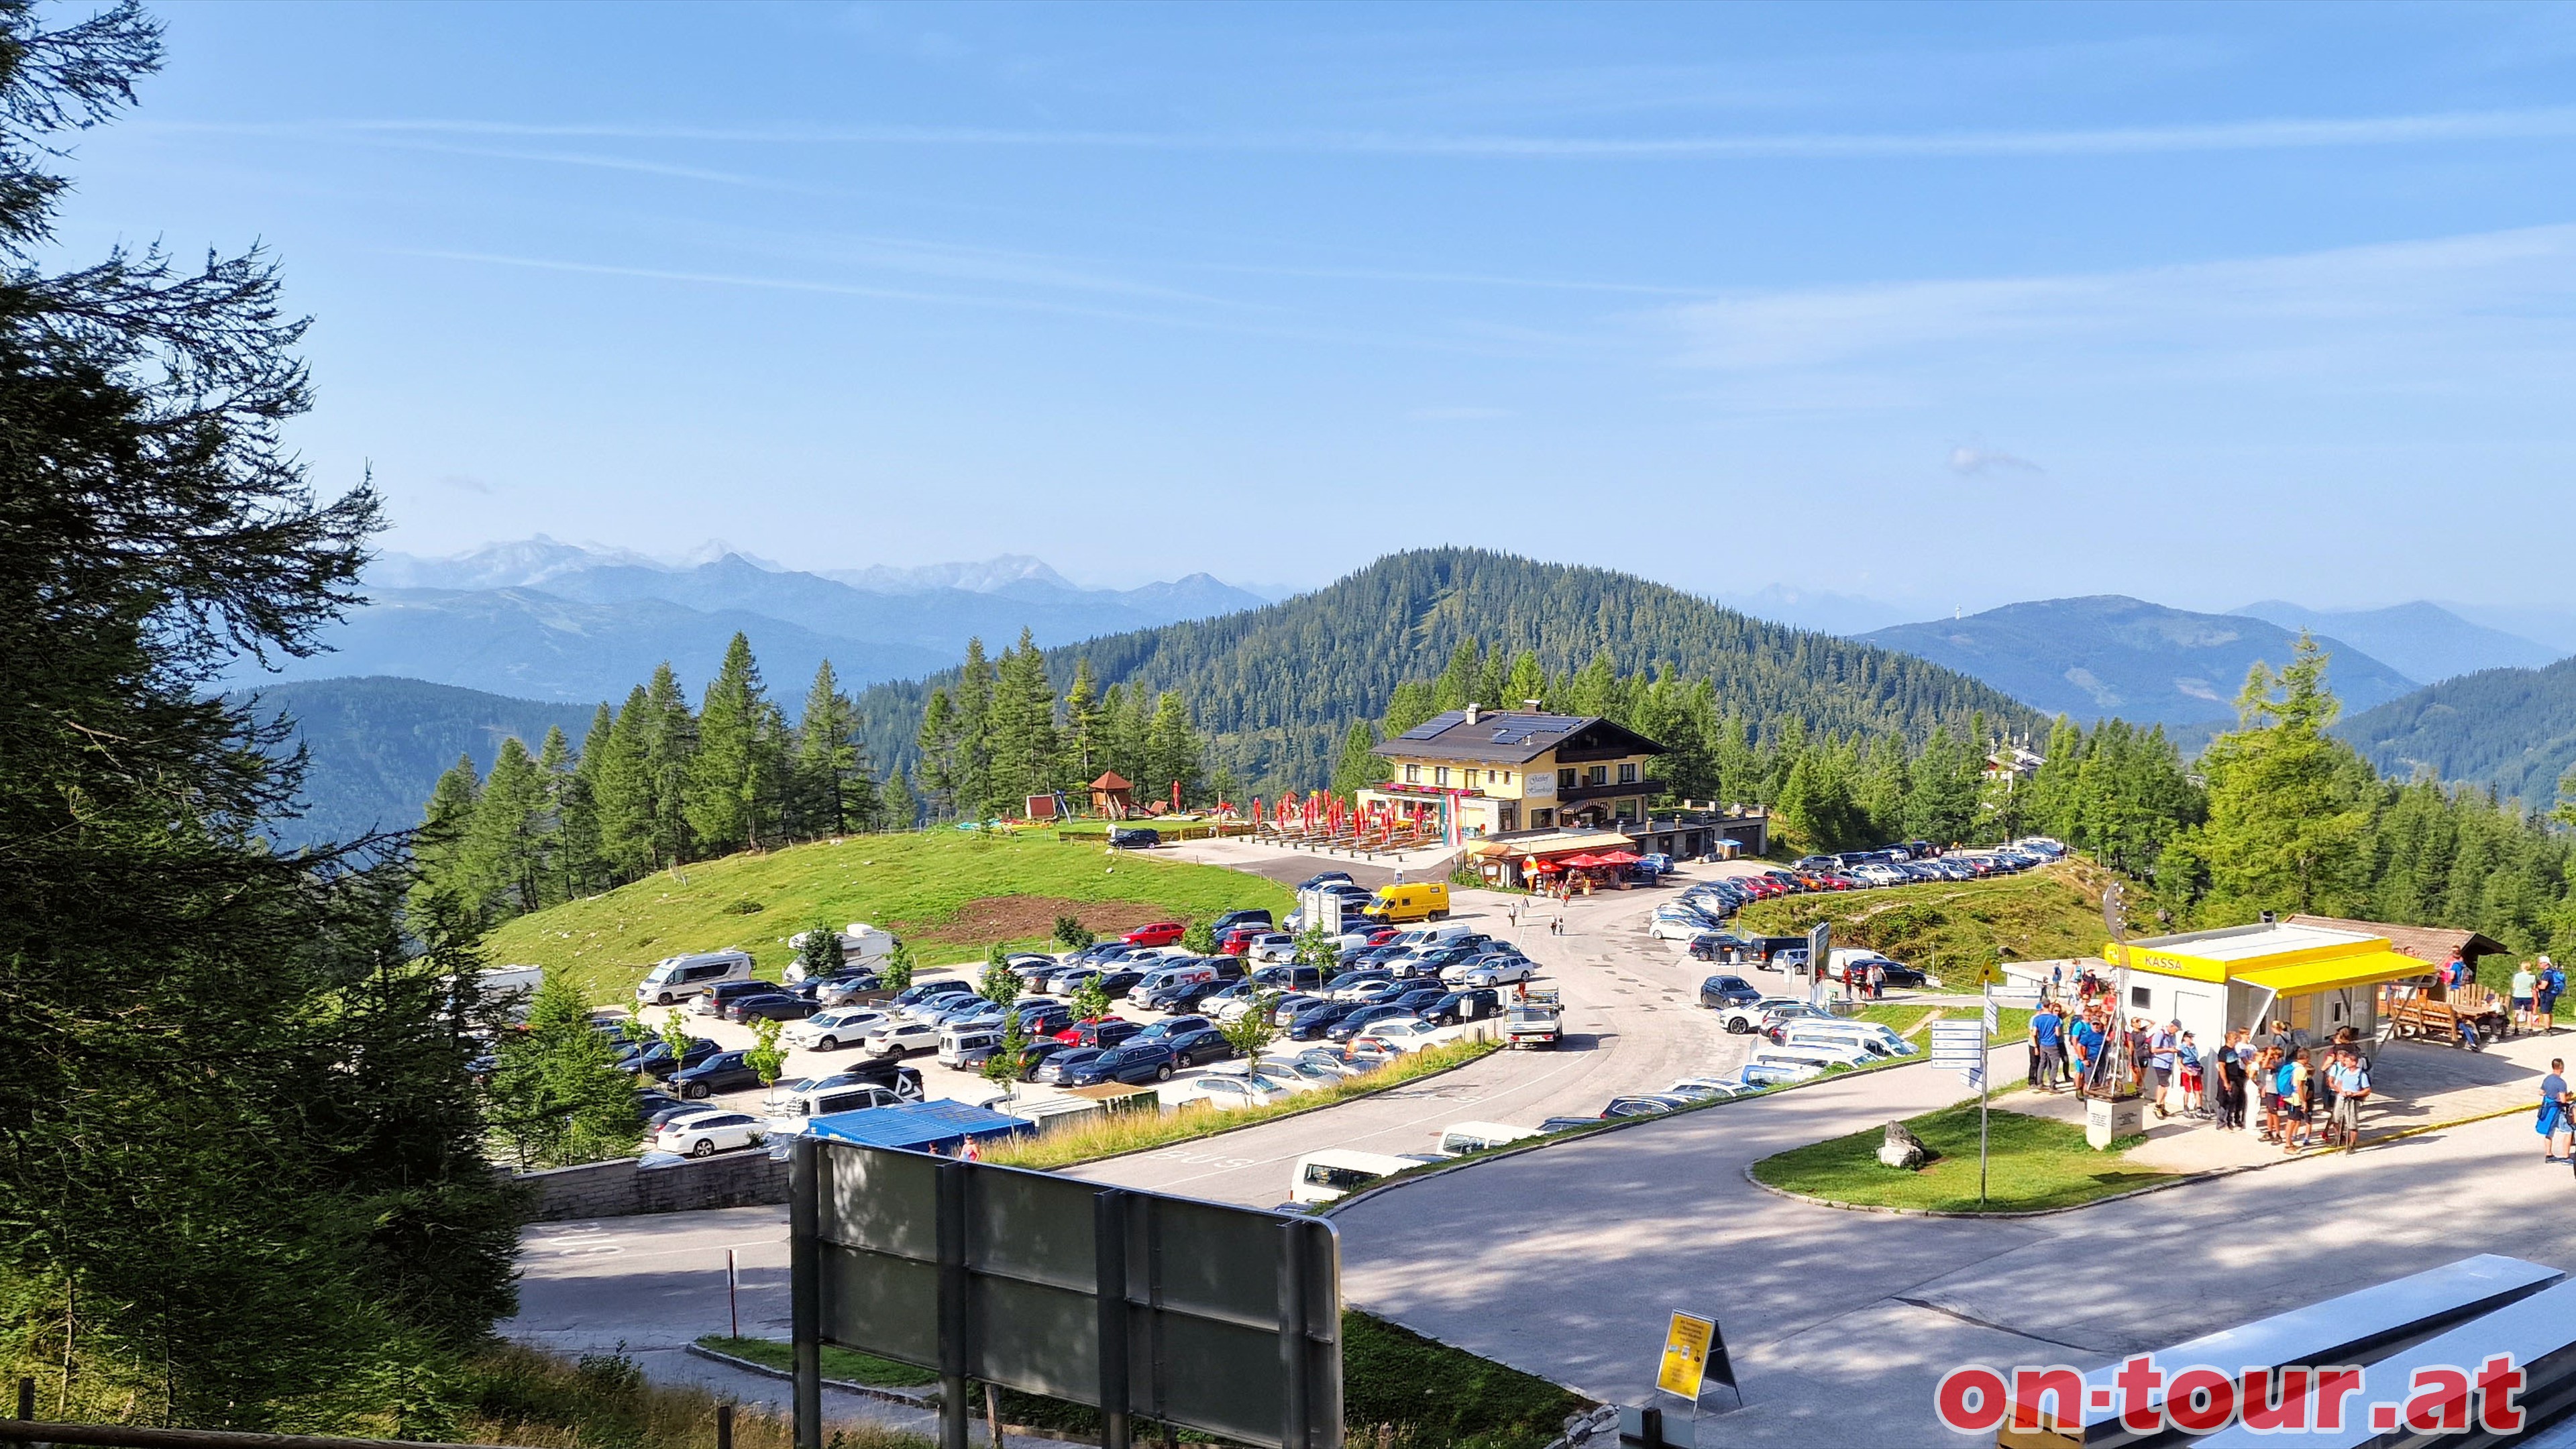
[482,828,1293,1002]
[1735,860,2114,978]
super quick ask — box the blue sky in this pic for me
[54,1,2576,611]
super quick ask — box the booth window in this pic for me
[2131,986,2151,1010]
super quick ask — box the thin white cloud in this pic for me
[139,103,2576,160]
[1948,445,2043,476]
[1667,222,2576,402]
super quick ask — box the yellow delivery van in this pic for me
[1362,881,1450,923]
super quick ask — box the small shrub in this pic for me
[722,898,763,916]
[1053,914,1095,949]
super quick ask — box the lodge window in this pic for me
[1435,767,1450,786]
[1618,763,1638,784]
[1585,765,1607,787]
[1503,771,1513,784]
[1404,765,1420,784]
[1558,768,1576,790]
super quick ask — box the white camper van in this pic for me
[635,949,755,1006]
[785,923,900,981]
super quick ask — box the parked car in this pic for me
[1454,957,1538,988]
[1162,1025,1237,1066]
[1123,921,1186,947]
[1059,1041,1179,1085]
[862,1020,943,1059]
[727,991,821,1023]
[808,972,886,1006]
[1285,1002,1360,1040]
[669,1050,767,1100]
[1697,975,1763,1010]
[1245,933,1299,965]
[1329,972,1395,1001]
[1012,1000,1075,1037]
[635,949,755,1006]
[1269,992,1326,1026]
[618,1036,721,1079]
[1648,914,1711,942]
[1600,1095,1683,1119]
[1165,1073,1297,1110]
[654,1109,764,1158]
[1705,996,1807,1035]
[645,1099,714,1134]
[1353,1018,1445,1053]
[1133,1014,1213,1042]
[1326,1004,1415,1042]
[1210,908,1275,935]
[1108,826,1160,849]
[692,979,786,1017]
[1005,1038,1079,1081]
[1030,1046,1106,1086]
[1294,871,1354,892]
[777,1005,891,1046]
[1055,1017,1144,1051]
[1138,977,1228,1013]
[1419,989,1500,1025]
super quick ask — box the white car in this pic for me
[655,1109,764,1159]
[783,1008,892,1052]
[1665,1077,1751,1101]
[1454,957,1538,988]
[1266,1052,1358,1084]
[1710,996,1811,1034]
[1269,992,1327,1025]
[1248,938,1301,965]
[1853,864,1907,887]
[862,1021,943,1059]
[1165,1073,1299,1110]
[1353,1018,1446,1053]
[1648,916,1706,941]
[1330,975,1397,1002]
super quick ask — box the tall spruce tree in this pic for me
[0,5,515,1420]
[460,735,549,920]
[555,709,611,896]
[686,633,783,853]
[592,684,657,875]
[984,629,1059,818]
[1063,657,1104,779]
[640,661,698,865]
[793,659,874,836]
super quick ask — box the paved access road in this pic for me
[1333,1044,2576,1448]
[1065,883,1748,1206]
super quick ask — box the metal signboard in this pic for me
[790,1136,1342,1449]
[1804,921,1830,1006]
[1656,1312,1716,1399]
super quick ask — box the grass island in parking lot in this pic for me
[480,828,1294,1002]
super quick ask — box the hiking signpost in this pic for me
[1929,1008,1992,1207]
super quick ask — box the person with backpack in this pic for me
[2215,1034,2249,1131]
[2323,1047,2370,1146]
[2540,957,2563,1035]
[2540,1059,2571,1165]
[2278,1048,2313,1153]
[2146,1020,2179,1119]
[2030,1002,2064,1092]
[2177,1031,2204,1118]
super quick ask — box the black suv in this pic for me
[1697,974,1762,1010]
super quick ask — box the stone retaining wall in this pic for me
[517,1151,790,1221]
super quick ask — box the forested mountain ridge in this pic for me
[2339,656,2576,807]
[231,678,602,847]
[855,548,2045,792]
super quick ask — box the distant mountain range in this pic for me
[2233,600,2557,684]
[2339,657,2576,807]
[227,539,1272,702]
[1861,596,2419,729]
[1725,584,1920,638]
[232,677,600,847]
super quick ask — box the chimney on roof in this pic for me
[1522,698,1542,712]
[1464,702,1481,724]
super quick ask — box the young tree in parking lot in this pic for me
[1293,921,1341,973]
[796,917,847,980]
[1053,914,1095,949]
[1182,920,1218,955]
[1220,990,1281,1070]
[655,1007,696,1079]
[981,1011,1029,1091]
[880,941,916,992]
[1071,976,1115,1026]
[744,1016,788,1087]
[981,949,1022,1006]
[486,972,641,1169]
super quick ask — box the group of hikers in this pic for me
[2027,1001,2373,1153]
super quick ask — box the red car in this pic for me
[1053,1017,1144,1050]
[1218,924,1267,955]
[1124,921,1185,948]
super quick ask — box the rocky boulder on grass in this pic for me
[1876,1120,1928,1170]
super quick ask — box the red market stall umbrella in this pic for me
[1556,853,1605,869]
[1596,849,1642,865]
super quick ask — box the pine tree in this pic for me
[686,634,783,854]
[793,659,873,836]
[1063,656,1104,780]
[414,754,482,910]
[1431,640,1481,712]
[881,767,920,830]
[486,971,641,1169]
[915,688,961,822]
[462,735,550,920]
[1330,720,1389,799]
[554,716,609,899]
[1382,680,1437,736]
[952,637,995,821]
[594,686,658,875]
[640,662,699,866]
[2163,636,2370,920]
[984,629,1060,818]
[1145,692,1205,808]
[1505,649,1547,710]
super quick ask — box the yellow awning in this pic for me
[2235,951,2438,998]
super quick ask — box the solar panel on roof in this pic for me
[1396,721,1449,741]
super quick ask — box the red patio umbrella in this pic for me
[1596,849,1642,865]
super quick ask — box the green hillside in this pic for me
[857,548,2044,792]
[1733,861,2119,973]
[2339,655,2576,807]
[480,828,1291,1002]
